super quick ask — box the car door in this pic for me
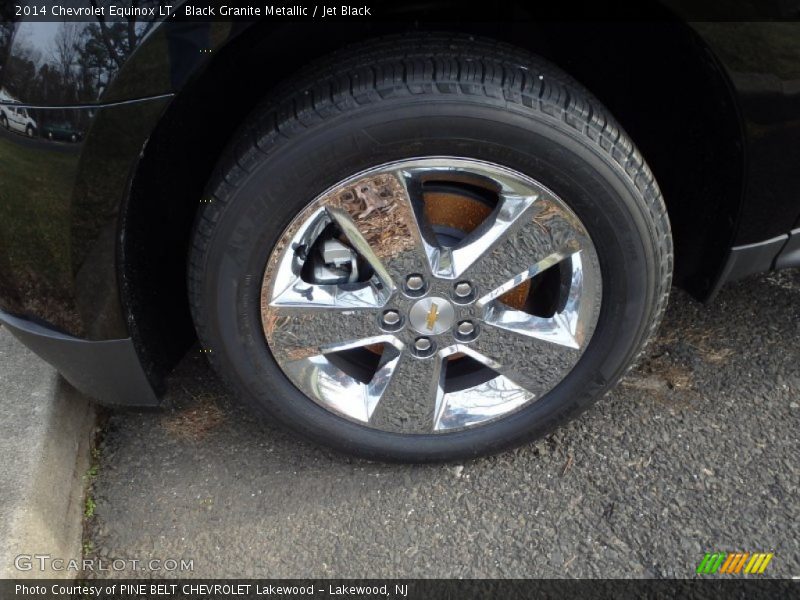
[8,107,23,132]
[6,107,17,131]
[17,108,31,133]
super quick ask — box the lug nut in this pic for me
[454,281,472,298]
[382,310,401,327]
[414,337,432,352]
[457,320,475,337]
[406,274,425,292]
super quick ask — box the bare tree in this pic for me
[0,21,17,67]
[89,0,158,68]
[52,23,81,90]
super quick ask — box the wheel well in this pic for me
[122,15,744,385]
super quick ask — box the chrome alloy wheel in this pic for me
[261,158,602,434]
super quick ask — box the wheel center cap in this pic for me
[408,296,455,335]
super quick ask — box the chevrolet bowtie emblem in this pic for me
[425,303,439,331]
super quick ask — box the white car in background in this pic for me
[0,91,37,137]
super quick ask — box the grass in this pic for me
[82,442,102,522]
[84,446,101,482]
[80,428,106,560]
[0,134,78,291]
[84,463,98,480]
[84,496,96,518]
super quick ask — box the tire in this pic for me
[0,115,7,129]
[188,34,672,462]
[48,132,53,140]
[26,126,34,137]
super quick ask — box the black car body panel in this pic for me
[0,2,798,407]
[0,96,171,340]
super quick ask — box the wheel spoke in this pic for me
[264,304,381,362]
[466,320,583,397]
[326,170,434,284]
[278,336,402,424]
[480,250,601,349]
[270,277,392,310]
[433,356,535,431]
[368,351,446,433]
[461,196,589,299]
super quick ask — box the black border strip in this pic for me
[2,579,800,600]
[3,0,800,23]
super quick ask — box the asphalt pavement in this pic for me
[85,270,800,578]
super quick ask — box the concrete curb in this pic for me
[0,326,96,579]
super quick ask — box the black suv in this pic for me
[0,5,798,461]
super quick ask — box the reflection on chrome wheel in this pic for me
[261,158,602,434]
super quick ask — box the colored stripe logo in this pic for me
[696,552,774,574]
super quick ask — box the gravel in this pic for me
[85,270,800,578]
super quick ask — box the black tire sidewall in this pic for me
[198,97,658,461]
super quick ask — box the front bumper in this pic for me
[0,311,158,407]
